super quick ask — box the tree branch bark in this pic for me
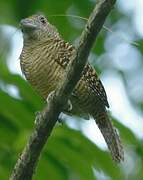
[10,0,116,179]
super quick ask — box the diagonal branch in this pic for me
[10,0,116,180]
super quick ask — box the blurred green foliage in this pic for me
[0,0,143,180]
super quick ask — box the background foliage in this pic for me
[0,0,143,179]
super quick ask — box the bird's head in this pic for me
[20,14,60,42]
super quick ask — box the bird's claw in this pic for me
[46,91,55,103]
[63,100,72,112]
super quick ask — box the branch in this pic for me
[10,0,116,179]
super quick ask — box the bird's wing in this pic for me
[54,39,76,68]
[54,40,109,108]
[82,64,109,108]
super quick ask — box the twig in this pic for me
[10,0,116,179]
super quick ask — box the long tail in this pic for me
[94,111,124,162]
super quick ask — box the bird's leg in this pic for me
[63,99,72,112]
[46,90,62,123]
[34,91,55,126]
[46,91,72,124]
[46,91,73,112]
[58,100,72,124]
[46,91,55,103]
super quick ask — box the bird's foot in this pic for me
[46,91,72,112]
[46,91,55,103]
[63,99,72,112]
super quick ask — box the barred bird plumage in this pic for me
[20,14,124,162]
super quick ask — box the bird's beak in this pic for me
[20,19,37,30]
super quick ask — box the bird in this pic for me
[19,14,124,162]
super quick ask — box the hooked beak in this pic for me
[20,19,37,30]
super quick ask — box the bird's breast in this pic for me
[20,44,64,99]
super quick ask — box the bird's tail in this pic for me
[93,110,124,162]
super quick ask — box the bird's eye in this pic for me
[40,16,46,24]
